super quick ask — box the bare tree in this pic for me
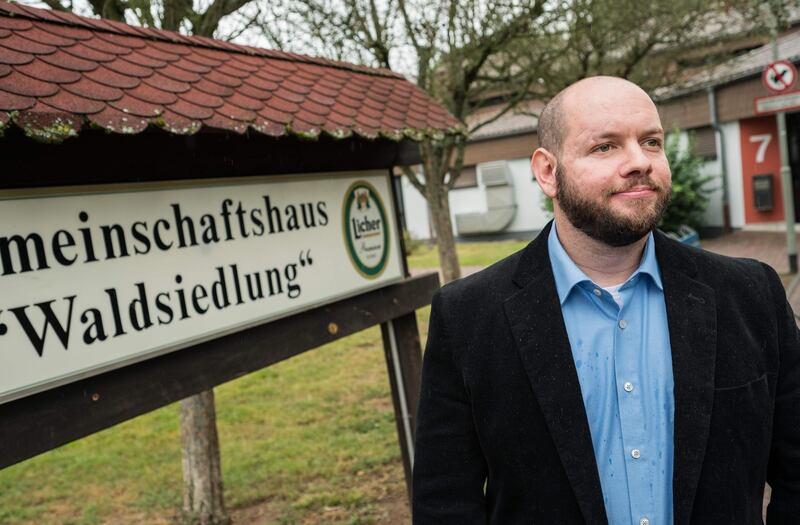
[30,0,259,38]
[260,0,759,282]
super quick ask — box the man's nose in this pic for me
[619,143,652,177]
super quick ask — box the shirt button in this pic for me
[640,518,650,525]
[631,448,641,459]
[624,382,634,392]
[593,288,602,296]
[619,319,627,329]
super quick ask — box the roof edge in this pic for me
[0,0,404,81]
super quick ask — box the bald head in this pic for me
[538,76,656,157]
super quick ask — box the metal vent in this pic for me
[478,161,511,187]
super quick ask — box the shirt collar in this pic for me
[547,222,663,305]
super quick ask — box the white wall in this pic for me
[400,157,552,240]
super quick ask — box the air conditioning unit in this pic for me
[455,161,517,236]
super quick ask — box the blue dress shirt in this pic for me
[548,224,674,525]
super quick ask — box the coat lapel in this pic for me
[654,232,717,525]
[503,222,608,525]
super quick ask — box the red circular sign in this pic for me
[763,60,798,93]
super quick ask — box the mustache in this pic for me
[607,176,667,195]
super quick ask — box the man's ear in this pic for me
[531,148,558,198]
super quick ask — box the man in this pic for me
[412,76,800,524]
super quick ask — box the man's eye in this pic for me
[644,138,662,148]
[594,144,612,153]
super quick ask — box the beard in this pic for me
[555,165,671,247]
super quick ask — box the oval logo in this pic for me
[342,181,390,279]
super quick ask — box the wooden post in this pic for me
[180,389,229,525]
[381,311,424,502]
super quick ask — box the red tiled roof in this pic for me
[0,1,461,143]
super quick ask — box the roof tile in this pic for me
[1,33,56,54]
[15,57,76,83]
[180,89,224,108]
[0,1,461,142]
[321,121,352,139]
[159,62,201,83]
[149,40,191,56]
[237,82,272,101]
[172,57,211,74]
[205,111,248,134]
[62,41,116,62]
[41,89,104,114]
[158,108,201,134]
[127,82,178,105]
[104,56,151,77]
[242,75,279,92]
[216,63,249,79]
[267,95,300,114]
[15,101,81,141]
[194,77,234,97]
[82,34,131,55]
[168,97,214,120]
[88,104,148,133]
[294,109,326,126]
[84,65,140,89]
[109,93,163,117]
[272,88,304,104]
[121,50,166,68]
[141,71,191,93]
[226,57,259,73]
[39,49,96,71]
[0,17,32,31]
[329,102,357,118]
[257,105,292,125]
[288,116,320,138]
[62,76,123,101]
[0,87,35,110]
[16,26,75,46]
[36,21,93,41]
[226,91,264,111]
[204,69,241,88]
[0,70,58,97]
[138,44,180,62]
[183,51,222,68]
[95,31,146,49]
[251,118,286,137]
[216,101,256,122]
[0,46,33,65]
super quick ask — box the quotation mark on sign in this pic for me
[298,249,314,267]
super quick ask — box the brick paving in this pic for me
[701,231,800,275]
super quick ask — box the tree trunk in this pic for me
[427,177,461,283]
[180,390,229,525]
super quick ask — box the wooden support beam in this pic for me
[381,311,425,502]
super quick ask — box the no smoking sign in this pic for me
[763,60,798,93]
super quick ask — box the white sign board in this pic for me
[0,171,403,404]
[762,60,798,93]
[755,91,800,115]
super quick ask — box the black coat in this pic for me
[412,222,800,524]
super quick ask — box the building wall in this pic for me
[401,156,552,241]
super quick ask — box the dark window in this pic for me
[691,126,717,160]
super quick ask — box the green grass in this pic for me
[0,308,431,525]
[406,239,531,269]
[0,241,518,524]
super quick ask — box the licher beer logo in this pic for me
[342,181,390,279]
